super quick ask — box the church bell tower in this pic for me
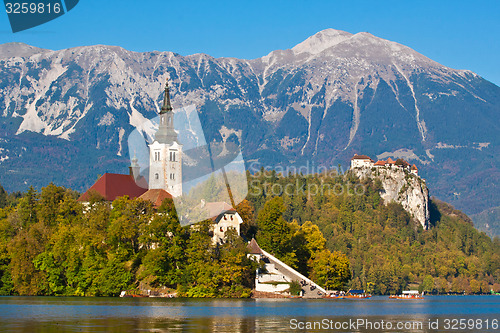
[148,78,183,197]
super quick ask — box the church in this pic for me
[79,79,182,204]
[78,79,243,242]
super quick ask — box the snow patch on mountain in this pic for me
[345,81,361,149]
[117,127,125,156]
[59,102,93,140]
[16,63,68,135]
[393,63,427,141]
[128,98,156,142]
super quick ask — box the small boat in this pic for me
[390,290,424,299]
[119,290,149,298]
[343,289,372,299]
[324,292,344,299]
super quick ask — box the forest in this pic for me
[246,169,500,295]
[0,167,498,297]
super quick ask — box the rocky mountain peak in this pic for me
[291,28,353,55]
[0,42,49,59]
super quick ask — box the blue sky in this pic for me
[1,0,499,85]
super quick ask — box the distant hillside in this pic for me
[472,207,500,239]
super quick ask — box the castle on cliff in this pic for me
[350,154,429,229]
[351,154,419,175]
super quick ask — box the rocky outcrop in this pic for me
[351,166,430,229]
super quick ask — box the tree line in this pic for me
[0,167,498,297]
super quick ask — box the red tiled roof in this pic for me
[374,160,386,166]
[411,164,418,170]
[78,173,148,202]
[386,157,395,164]
[139,189,173,208]
[351,154,373,161]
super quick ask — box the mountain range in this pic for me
[0,29,498,220]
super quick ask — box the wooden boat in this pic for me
[390,291,424,299]
[343,289,372,299]
[324,289,371,299]
[344,294,371,299]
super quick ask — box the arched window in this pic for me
[155,173,159,180]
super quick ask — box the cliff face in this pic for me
[352,166,430,229]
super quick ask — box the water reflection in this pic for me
[0,296,498,332]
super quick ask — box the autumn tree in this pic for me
[310,250,351,290]
[236,199,256,239]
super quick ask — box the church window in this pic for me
[170,151,176,161]
[155,173,159,180]
[170,173,175,180]
[154,151,160,161]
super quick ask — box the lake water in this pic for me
[0,296,499,332]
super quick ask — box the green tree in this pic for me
[17,186,39,227]
[108,197,152,256]
[37,183,66,227]
[256,197,296,267]
[139,210,186,287]
[421,274,434,293]
[0,185,7,208]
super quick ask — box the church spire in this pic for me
[160,77,173,114]
[154,76,178,144]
